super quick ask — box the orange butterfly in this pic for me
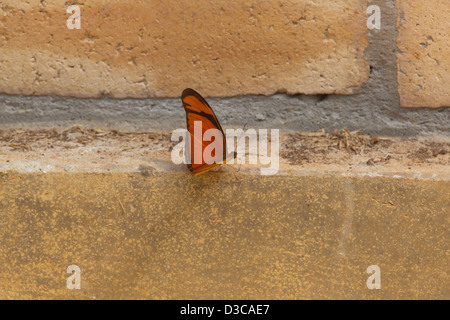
[181,88,236,175]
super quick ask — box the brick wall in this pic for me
[0,0,448,107]
[397,0,450,108]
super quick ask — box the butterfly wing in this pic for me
[181,88,227,175]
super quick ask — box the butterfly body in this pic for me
[181,88,235,175]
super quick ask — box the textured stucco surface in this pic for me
[397,0,450,108]
[0,173,448,299]
[0,0,368,97]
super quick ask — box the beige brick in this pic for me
[397,0,450,108]
[0,0,368,98]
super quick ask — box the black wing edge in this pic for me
[181,88,225,135]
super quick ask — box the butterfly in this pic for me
[181,88,237,175]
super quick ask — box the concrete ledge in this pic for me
[0,172,448,299]
[0,128,448,299]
